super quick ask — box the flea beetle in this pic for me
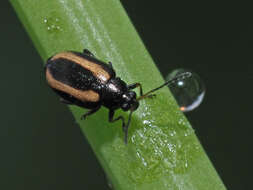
[45,49,191,143]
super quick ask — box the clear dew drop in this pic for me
[105,174,114,190]
[166,68,205,112]
[43,17,62,33]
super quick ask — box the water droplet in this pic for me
[43,17,63,33]
[166,68,205,112]
[105,174,114,190]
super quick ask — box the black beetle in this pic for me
[45,49,191,143]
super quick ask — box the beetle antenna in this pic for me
[137,71,192,101]
[124,110,134,144]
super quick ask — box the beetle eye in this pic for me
[129,91,136,99]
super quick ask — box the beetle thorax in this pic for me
[102,77,129,110]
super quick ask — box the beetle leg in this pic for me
[109,110,125,128]
[81,106,101,120]
[109,110,126,134]
[108,61,113,69]
[109,110,132,144]
[127,83,143,96]
[83,49,94,57]
[59,97,73,104]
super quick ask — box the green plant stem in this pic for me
[10,0,226,189]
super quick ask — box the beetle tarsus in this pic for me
[123,110,134,144]
[83,49,94,57]
[59,97,73,104]
[108,110,125,127]
[123,125,128,144]
[109,109,129,144]
[108,61,113,69]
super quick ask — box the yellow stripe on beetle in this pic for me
[51,52,111,83]
[46,69,100,102]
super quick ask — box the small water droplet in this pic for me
[43,17,63,33]
[105,174,114,190]
[166,68,205,112]
[169,130,176,136]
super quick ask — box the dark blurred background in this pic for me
[1,1,252,190]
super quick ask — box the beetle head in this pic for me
[121,91,139,111]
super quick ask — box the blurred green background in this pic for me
[1,1,252,190]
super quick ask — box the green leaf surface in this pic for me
[10,0,226,189]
